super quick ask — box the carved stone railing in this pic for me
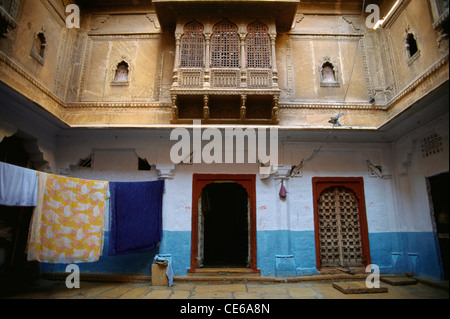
[176,67,275,89]
[210,69,240,88]
[179,69,204,87]
[247,69,272,88]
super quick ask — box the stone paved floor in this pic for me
[1,278,448,299]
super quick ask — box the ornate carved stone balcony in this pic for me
[170,67,280,124]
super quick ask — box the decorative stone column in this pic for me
[203,34,211,88]
[269,33,278,88]
[240,33,247,87]
[172,33,182,87]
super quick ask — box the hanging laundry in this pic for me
[0,161,37,207]
[279,180,287,199]
[27,171,49,259]
[109,180,164,255]
[154,255,174,287]
[27,172,108,263]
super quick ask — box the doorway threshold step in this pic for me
[188,268,261,277]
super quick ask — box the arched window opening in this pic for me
[406,33,419,58]
[180,22,205,68]
[35,33,46,58]
[31,32,46,64]
[247,22,270,68]
[211,21,240,68]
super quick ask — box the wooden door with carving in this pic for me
[313,177,371,270]
[318,187,363,267]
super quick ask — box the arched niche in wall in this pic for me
[319,57,339,87]
[111,59,130,85]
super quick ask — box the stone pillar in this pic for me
[240,33,247,87]
[172,34,182,87]
[204,34,211,88]
[270,34,278,88]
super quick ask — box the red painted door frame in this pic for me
[189,174,259,273]
[312,177,371,270]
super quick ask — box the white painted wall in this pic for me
[390,114,449,233]
[44,110,448,238]
[51,128,434,237]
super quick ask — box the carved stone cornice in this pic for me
[385,53,449,111]
[279,101,383,110]
[1,47,448,127]
[0,51,64,107]
[65,102,172,109]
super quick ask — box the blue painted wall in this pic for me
[40,232,158,276]
[158,230,191,276]
[369,232,443,279]
[256,230,318,276]
[41,230,444,280]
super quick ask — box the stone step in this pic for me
[332,281,388,294]
[380,276,417,286]
[187,268,261,277]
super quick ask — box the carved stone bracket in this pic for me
[203,94,210,120]
[171,94,178,120]
[156,164,175,179]
[272,95,279,122]
[240,94,247,120]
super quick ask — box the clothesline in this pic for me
[0,161,164,264]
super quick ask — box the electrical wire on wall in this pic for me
[288,0,367,178]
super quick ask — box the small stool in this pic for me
[151,263,168,286]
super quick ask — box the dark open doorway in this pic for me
[0,135,40,293]
[428,172,449,280]
[189,174,258,273]
[201,182,249,268]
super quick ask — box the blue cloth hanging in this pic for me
[109,180,164,255]
[154,255,174,287]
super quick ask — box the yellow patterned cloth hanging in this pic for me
[27,172,109,263]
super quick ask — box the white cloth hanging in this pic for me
[0,161,37,207]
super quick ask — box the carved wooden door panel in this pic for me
[318,187,364,267]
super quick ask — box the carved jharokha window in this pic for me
[171,20,279,124]
[247,22,270,68]
[180,21,205,67]
[211,20,240,68]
